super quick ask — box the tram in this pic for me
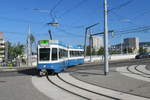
[37,40,84,76]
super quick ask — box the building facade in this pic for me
[0,32,5,62]
[90,36,103,51]
[123,37,139,53]
[139,42,150,52]
[110,37,140,54]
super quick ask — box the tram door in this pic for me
[59,48,67,69]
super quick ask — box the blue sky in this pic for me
[0,0,150,46]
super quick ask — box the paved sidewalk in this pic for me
[70,65,150,99]
[0,66,36,72]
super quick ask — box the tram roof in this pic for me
[38,40,83,49]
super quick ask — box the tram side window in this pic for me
[69,51,71,57]
[77,51,80,56]
[39,48,50,61]
[81,51,84,56]
[75,51,78,57]
[63,49,65,57]
[79,51,84,56]
[59,49,63,59]
[70,51,72,57]
[65,50,68,57]
[71,51,73,57]
[79,51,81,56]
[52,48,58,61]
[72,51,76,57]
[59,49,68,58]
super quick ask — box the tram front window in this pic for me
[39,48,50,61]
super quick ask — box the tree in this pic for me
[109,50,118,54]
[139,47,147,53]
[29,34,36,54]
[15,43,25,57]
[86,46,91,56]
[97,47,104,55]
[29,34,35,46]
[92,49,96,55]
[7,41,25,60]
[128,48,133,53]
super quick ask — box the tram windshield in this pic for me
[39,48,50,61]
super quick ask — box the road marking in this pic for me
[59,73,150,100]
[116,65,150,82]
[128,65,150,77]
[50,75,112,100]
[31,76,84,100]
[136,65,150,75]
[0,69,17,72]
[32,67,150,100]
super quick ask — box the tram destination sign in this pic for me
[39,40,49,47]
[39,40,60,47]
[39,40,49,45]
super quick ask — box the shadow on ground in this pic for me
[17,67,38,76]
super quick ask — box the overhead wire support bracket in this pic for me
[90,30,115,36]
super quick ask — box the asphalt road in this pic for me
[0,68,51,100]
[65,58,150,72]
[0,58,150,100]
[68,58,150,98]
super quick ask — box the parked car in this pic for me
[148,52,150,58]
[135,53,150,59]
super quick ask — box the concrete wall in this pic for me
[84,54,137,62]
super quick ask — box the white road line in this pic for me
[128,65,150,77]
[50,75,112,100]
[59,73,150,100]
[31,76,85,100]
[0,69,17,72]
[116,66,150,82]
[136,65,150,75]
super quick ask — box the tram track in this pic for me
[135,65,150,75]
[57,74,119,100]
[127,65,150,78]
[46,74,89,100]
[46,73,119,100]
[69,64,150,100]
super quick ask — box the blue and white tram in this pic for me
[37,40,84,75]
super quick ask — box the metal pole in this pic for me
[27,24,31,67]
[84,23,99,58]
[84,28,88,58]
[104,0,109,75]
[27,37,28,67]
[89,34,92,62]
[5,41,8,66]
[121,36,123,54]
